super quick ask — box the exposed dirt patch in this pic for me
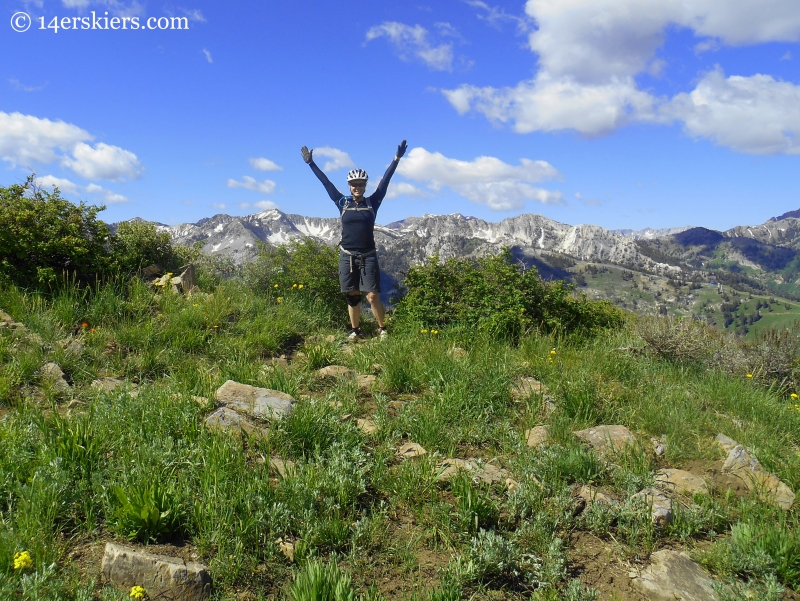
[567,532,649,601]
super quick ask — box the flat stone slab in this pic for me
[631,487,673,527]
[269,457,295,478]
[317,365,353,378]
[437,458,509,484]
[716,433,795,510]
[656,468,709,496]
[357,418,377,435]
[215,380,295,420]
[101,542,211,601]
[397,442,427,459]
[91,377,135,393]
[205,407,267,439]
[512,377,549,398]
[356,374,377,389]
[449,347,467,359]
[525,426,548,448]
[630,550,719,601]
[574,425,636,456]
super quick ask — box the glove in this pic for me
[301,146,313,164]
[396,140,407,159]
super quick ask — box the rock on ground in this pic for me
[101,542,211,601]
[204,407,267,439]
[269,457,295,478]
[317,365,354,378]
[215,380,295,420]
[574,425,636,457]
[631,487,673,527]
[716,433,795,510]
[41,362,71,395]
[574,485,616,512]
[630,550,719,601]
[655,469,708,496]
[356,374,377,389]
[397,442,427,459]
[357,418,377,435]
[525,426,548,448]
[91,377,135,393]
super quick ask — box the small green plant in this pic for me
[113,482,182,542]
[450,473,498,534]
[287,560,357,601]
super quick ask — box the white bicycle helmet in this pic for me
[346,168,368,182]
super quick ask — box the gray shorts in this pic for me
[339,251,381,293]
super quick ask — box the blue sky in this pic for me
[1,0,798,231]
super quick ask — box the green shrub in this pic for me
[244,240,344,319]
[393,249,624,339]
[0,176,110,287]
[109,220,194,275]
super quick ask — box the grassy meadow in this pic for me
[1,269,799,601]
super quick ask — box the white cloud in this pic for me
[227,176,276,194]
[665,68,800,155]
[212,203,227,210]
[37,175,129,203]
[249,157,282,171]
[365,22,454,71]
[0,111,91,165]
[782,51,793,60]
[443,0,800,154]
[61,0,145,17]
[8,78,45,92]
[202,48,213,63]
[239,200,279,211]
[62,142,143,181]
[181,8,206,22]
[385,182,428,199]
[464,0,529,33]
[444,74,656,136]
[181,200,195,205]
[397,147,563,210]
[312,147,355,171]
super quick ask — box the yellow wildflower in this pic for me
[746,374,753,379]
[13,551,32,570]
[129,586,147,600]
[420,329,428,334]
[792,393,798,399]
[277,297,283,303]
[292,284,298,289]
[550,349,557,355]
[298,284,304,289]
[432,329,439,334]
[273,284,279,289]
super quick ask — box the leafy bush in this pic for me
[109,219,194,275]
[393,249,624,339]
[0,176,110,287]
[244,239,345,319]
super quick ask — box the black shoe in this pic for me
[347,327,363,341]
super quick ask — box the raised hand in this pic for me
[396,140,407,159]
[300,146,313,164]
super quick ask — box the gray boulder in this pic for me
[101,542,211,601]
[214,380,294,420]
[630,550,719,601]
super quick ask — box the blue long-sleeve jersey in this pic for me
[308,158,399,253]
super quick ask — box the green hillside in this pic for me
[1,267,798,600]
